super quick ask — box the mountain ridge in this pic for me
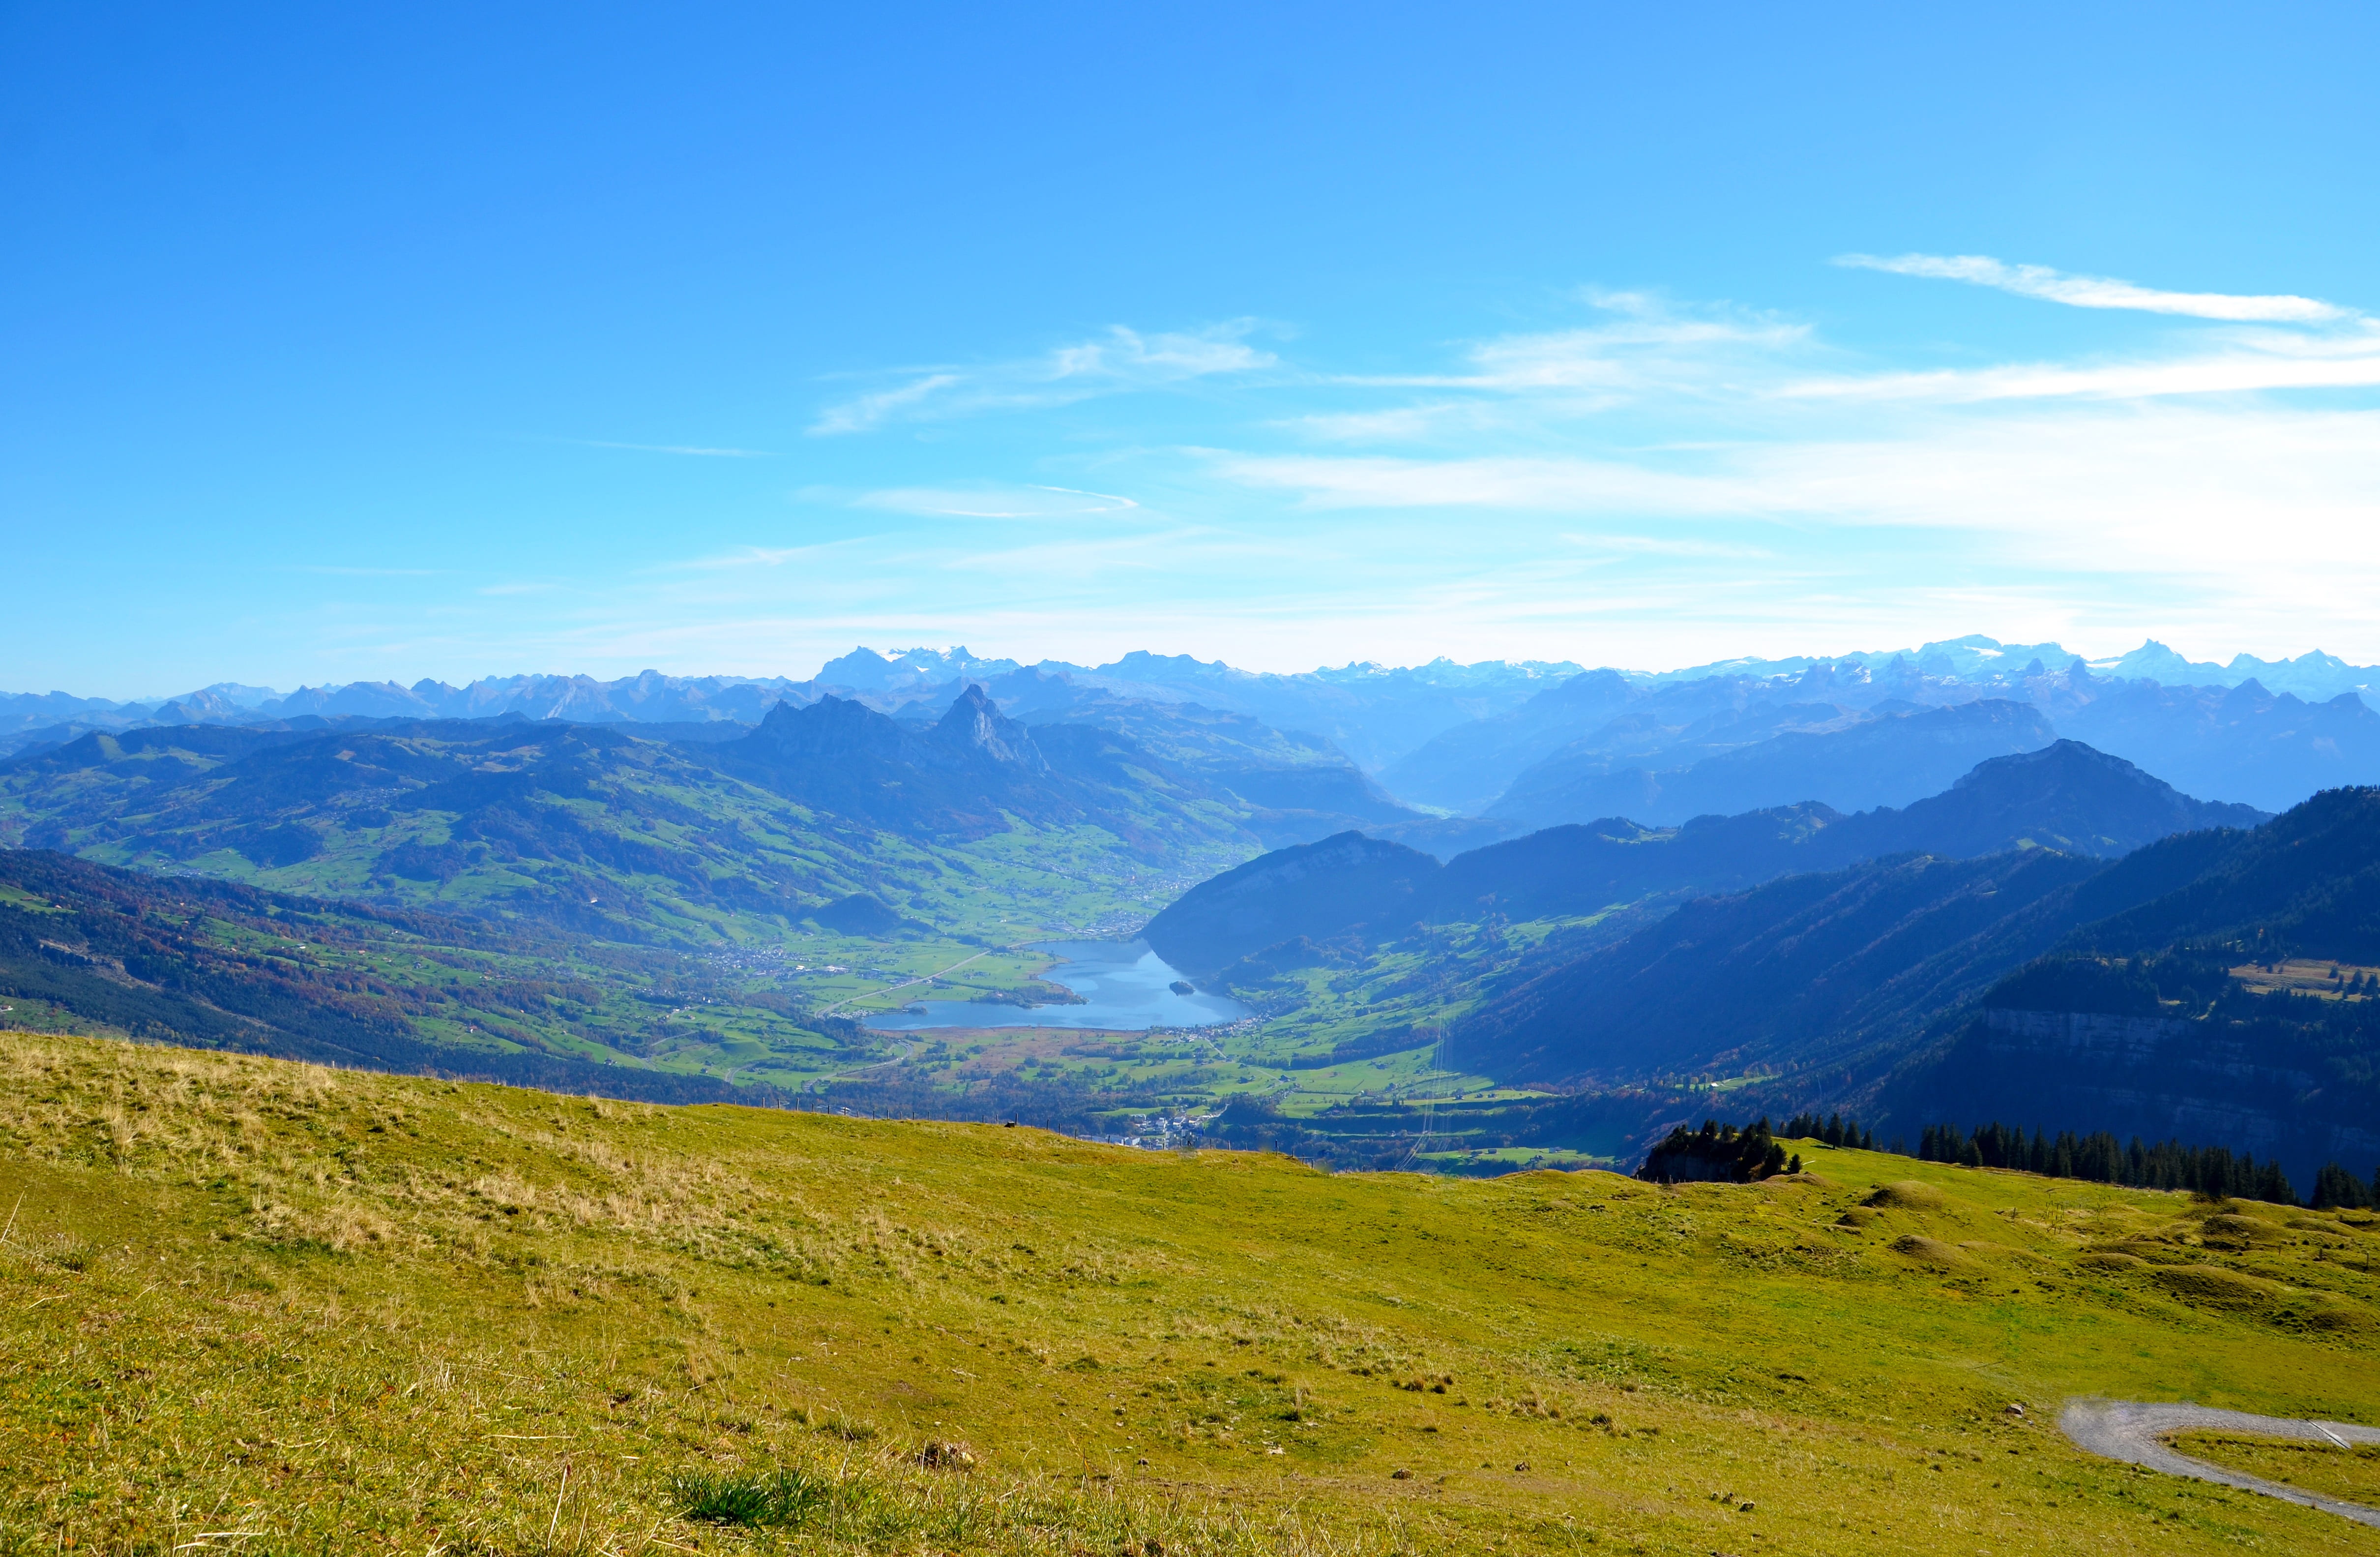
[1143,739,2262,979]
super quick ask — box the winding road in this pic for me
[2060,1399,2380,1527]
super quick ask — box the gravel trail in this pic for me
[2060,1398,2380,1527]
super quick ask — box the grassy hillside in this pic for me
[9,1034,2380,1553]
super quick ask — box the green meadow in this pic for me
[7,1030,2380,1553]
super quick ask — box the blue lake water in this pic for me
[861,939,1246,1032]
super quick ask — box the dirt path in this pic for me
[2060,1399,2380,1527]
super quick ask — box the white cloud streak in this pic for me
[1836,252,2350,323]
[1783,332,2380,403]
[809,324,1274,435]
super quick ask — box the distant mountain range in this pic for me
[15,629,2380,1185]
[0,649,1591,773]
[1142,740,2265,980]
[14,637,2379,817]
[707,686,1415,847]
[1381,657,2380,829]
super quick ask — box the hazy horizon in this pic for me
[20,631,2379,708]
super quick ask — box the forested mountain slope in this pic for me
[1867,788,2380,1177]
[1449,787,2380,1187]
[1446,849,2110,1087]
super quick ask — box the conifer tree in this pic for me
[2312,1162,2369,1210]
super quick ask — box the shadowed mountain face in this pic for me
[1142,740,2262,979]
[1822,741,2268,859]
[1441,783,2380,1189]
[714,689,1065,836]
[1864,787,2380,1185]
[1448,849,2111,1087]
[2057,785,2380,961]
[1136,832,1444,981]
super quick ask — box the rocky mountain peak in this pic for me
[931,685,1047,771]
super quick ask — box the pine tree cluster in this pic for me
[1783,1111,1873,1150]
[1914,1121,2295,1204]
[1636,1118,1789,1184]
[2309,1162,2380,1210]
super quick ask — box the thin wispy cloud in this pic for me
[1332,294,1813,398]
[809,323,1275,435]
[1836,252,2350,323]
[1782,333,2380,403]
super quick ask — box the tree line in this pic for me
[1641,1110,2330,1208]
[1915,1121,2295,1205]
[1783,1111,1873,1150]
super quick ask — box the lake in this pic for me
[860,939,1247,1032]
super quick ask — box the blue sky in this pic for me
[6,2,2379,696]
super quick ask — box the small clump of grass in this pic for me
[815,1409,878,1441]
[669,1465,831,1527]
